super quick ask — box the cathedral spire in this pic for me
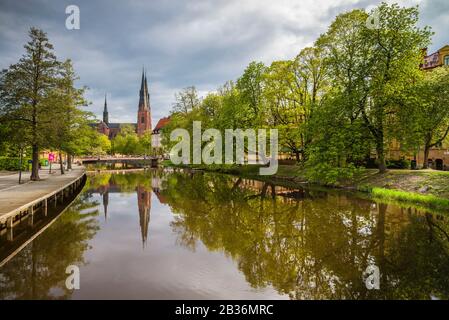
[144,69,149,104]
[140,67,145,95]
[138,67,149,111]
[137,68,151,136]
[103,93,109,124]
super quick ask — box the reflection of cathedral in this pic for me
[103,190,109,219]
[136,186,151,247]
[94,173,170,248]
[97,182,152,247]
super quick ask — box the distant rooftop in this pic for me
[153,117,170,133]
[108,123,137,129]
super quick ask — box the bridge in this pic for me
[80,156,159,168]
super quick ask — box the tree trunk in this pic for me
[30,144,40,181]
[422,144,430,169]
[59,152,65,175]
[376,140,387,173]
[295,151,300,162]
[67,153,72,170]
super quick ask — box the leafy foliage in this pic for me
[0,28,101,175]
[159,3,441,181]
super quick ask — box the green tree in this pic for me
[139,130,152,156]
[0,28,62,180]
[317,4,432,172]
[200,92,223,120]
[263,48,327,162]
[236,61,266,127]
[173,86,201,115]
[264,60,304,161]
[112,130,141,155]
[45,60,89,173]
[305,93,372,184]
[400,67,449,168]
[87,131,111,156]
[363,4,431,172]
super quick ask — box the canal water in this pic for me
[0,169,448,299]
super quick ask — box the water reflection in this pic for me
[89,172,154,246]
[0,169,448,299]
[0,192,99,299]
[161,171,449,299]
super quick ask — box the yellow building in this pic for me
[422,45,449,70]
[387,45,449,170]
[387,142,449,171]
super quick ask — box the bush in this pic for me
[305,162,361,186]
[0,156,30,171]
[386,159,410,169]
[364,158,378,169]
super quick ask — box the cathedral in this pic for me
[95,69,152,139]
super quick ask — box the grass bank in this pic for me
[353,169,449,211]
[161,160,449,211]
[361,187,449,211]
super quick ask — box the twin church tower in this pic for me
[98,69,151,139]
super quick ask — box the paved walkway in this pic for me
[0,165,85,219]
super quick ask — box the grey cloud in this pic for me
[0,0,446,125]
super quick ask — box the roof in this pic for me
[108,123,137,129]
[89,122,137,129]
[152,117,170,133]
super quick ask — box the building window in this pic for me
[141,116,145,123]
[445,55,449,66]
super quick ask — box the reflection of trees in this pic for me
[87,170,164,193]
[0,193,99,299]
[373,211,449,299]
[161,172,449,299]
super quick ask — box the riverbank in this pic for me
[162,161,449,212]
[0,165,86,223]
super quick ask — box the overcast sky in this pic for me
[0,0,447,124]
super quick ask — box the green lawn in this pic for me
[353,169,449,199]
